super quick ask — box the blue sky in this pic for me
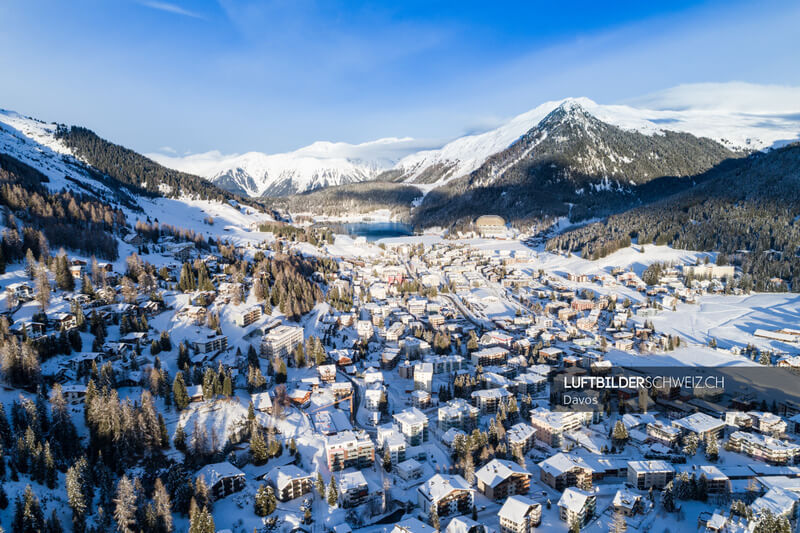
[1,0,798,155]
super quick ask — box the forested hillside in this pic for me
[0,154,124,268]
[412,102,740,228]
[55,126,250,204]
[547,143,800,290]
[265,181,423,219]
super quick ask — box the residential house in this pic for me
[417,474,475,519]
[195,462,246,500]
[266,465,312,501]
[498,495,542,533]
[475,459,532,500]
[557,487,596,528]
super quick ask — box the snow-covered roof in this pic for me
[672,412,724,434]
[418,474,473,503]
[267,464,311,492]
[498,494,540,523]
[251,391,272,410]
[558,487,593,513]
[337,470,367,492]
[444,516,484,533]
[392,518,436,533]
[612,487,641,510]
[393,407,428,427]
[752,488,800,517]
[475,458,530,488]
[195,461,245,488]
[627,460,674,474]
[538,453,593,477]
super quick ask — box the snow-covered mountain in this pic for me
[148,138,426,197]
[149,89,800,198]
[393,96,800,187]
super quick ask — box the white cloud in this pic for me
[625,82,800,115]
[139,1,204,19]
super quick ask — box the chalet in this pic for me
[6,282,33,300]
[62,384,88,404]
[498,495,542,533]
[184,305,207,325]
[538,453,593,491]
[557,487,596,528]
[51,312,77,331]
[392,519,435,533]
[288,388,312,406]
[475,459,532,500]
[612,487,643,516]
[251,391,272,414]
[195,462,246,500]
[17,321,46,339]
[187,385,204,402]
[266,465,312,501]
[318,364,336,383]
[417,474,475,519]
[331,349,353,367]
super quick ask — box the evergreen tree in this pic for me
[113,475,137,533]
[316,472,325,497]
[66,456,90,533]
[188,506,215,533]
[152,478,173,533]
[429,504,440,529]
[173,372,189,410]
[250,427,269,465]
[327,476,338,507]
[35,263,50,311]
[12,485,45,533]
[174,424,187,452]
[254,484,276,516]
[660,481,676,512]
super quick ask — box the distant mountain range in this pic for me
[149,95,800,198]
[2,88,800,231]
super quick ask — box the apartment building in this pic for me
[261,325,303,359]
[728,431,800,465]
[671,412,725,443]
[627,460,676,490]
[393,407,429,446]
[475,459,532,500]
[438,399,480,432]
[472,388,512,414]
[646,421,681,448]
[471,346,509,367]
[414,363,434,393]
[376,424,407,465]
[417,474,475,519]
[498,495,542,533]
[506,423,536,456]
[338,470,370,508]
[529,408,591,447]
[325,430,375,471]
[538,453,593,491]
[191,334,228,354]
[266,465,312,501]
[557,487,596,528]
[232,305,262,327]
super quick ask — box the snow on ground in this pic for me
[647,292,800,351]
